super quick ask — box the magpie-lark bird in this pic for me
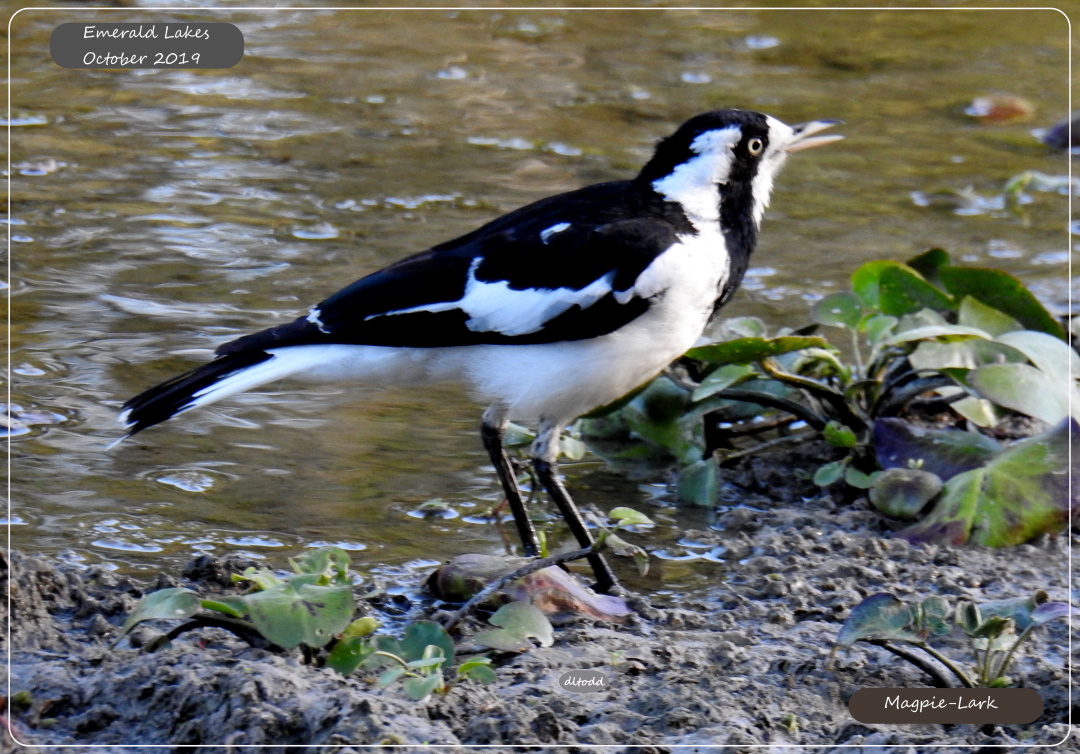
[119,109,841,592]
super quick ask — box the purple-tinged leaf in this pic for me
[1030,602,1070,626]
[896,419,1076,547]
[873,418,1001,481]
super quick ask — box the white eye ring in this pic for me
[747,137,764,156]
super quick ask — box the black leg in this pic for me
[532,457,618,594]
[531,420,618,592]
[480,418,540,557]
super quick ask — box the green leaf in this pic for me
[342,616,380,639]
[917,596,952,638]
[837,593,920,646]
[605,533,650,576]
[685,336,830,366]
[956,601,982,634]
[406,656,446,671]
[403,673,444,701]
[325,635,376,676]
[957,296,1023,336]
[886,324,992,345]
[608,507,654,526]
[560,435,588,461]
[896,418,1076,546]
[972,616,1012,640]
[244,581,353,649]
[812,291,864,329]
[199,596,248,618]
[289,546,350,584]
[377,666,407,689]
[399,621,455,663]
[364,635,406,669]
[691,363,757,402]
[457,659,498,684]
[878,265,953,317]
[968,363,1072,425]
[236,567,284,591]
[869,468,942,518]
[844,466,879,489]
[860,314,898,345]
[675,459,719,507]
[938,266,1066,339]
[994,330,1080,383]
[120,587,201,637]
[907,248,950,286]
[852,260,900,310]
[717,316,767,338]
[978,591,1049,632]
[472,628,532,652]
[488,601,554,648]
[823,420,858,448]
[813,460,846,487]
[503,422,535,446]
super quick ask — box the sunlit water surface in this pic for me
[7,6,1071,598]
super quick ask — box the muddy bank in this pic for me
[3,454,1074,751]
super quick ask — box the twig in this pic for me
[714,431,815,466]
[441,545,595,632]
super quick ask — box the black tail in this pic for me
[120,350,272,438]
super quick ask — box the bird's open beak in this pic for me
[784,119,844,153]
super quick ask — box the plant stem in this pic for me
[704,389,827,431]
[992,626,1034,683]
[868,640,954,689]
[850,329,865,379]
[914,642,976,688]
[143,615,275,652]
[759,358,866,431]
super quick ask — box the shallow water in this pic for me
[7,6,1072,593]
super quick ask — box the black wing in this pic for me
[218,180,690,355]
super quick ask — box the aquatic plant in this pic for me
[833,590,1070,688]
[117,547,505,701]
[580,251,1076,547]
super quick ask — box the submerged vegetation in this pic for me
[581,250,1076,547]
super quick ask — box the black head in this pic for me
[636,109,843,229]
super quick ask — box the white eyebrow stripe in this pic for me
[540,222,571,244]
[368,258,617,337]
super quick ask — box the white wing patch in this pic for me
[307,307,330,334]
[540,222,571,244]
[370,258,617,337]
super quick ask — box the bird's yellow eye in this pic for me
[747,138,764,156]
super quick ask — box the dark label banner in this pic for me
[50,23,244,69]
[849,688,1043,725]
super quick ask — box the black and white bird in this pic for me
[118,109,842,592]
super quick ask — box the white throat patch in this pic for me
[748,116,794,226]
